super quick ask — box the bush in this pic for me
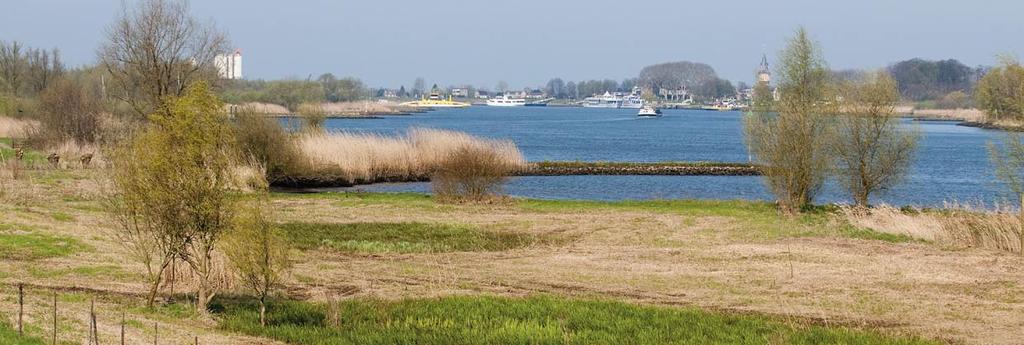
[975,57,1024,122]
[36,78,103,144]
[432,144,516,202]
[232,107,305,181]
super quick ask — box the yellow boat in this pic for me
[399,92,471,108]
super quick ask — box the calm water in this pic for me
[319,106,1009,206]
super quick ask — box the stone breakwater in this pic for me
[270,161,762,189]
[519,162,762,176]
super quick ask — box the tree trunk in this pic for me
[259,297,267,327]
[146,260,171,307]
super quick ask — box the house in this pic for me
[475,90,490,99]
[526,89,546,99]
[451,88,469,98]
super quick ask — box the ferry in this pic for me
[638,105,662,117]
[486,95,526,107]
[582,87,644,109]
[399,92,471,108]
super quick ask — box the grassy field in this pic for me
[280,222,550,254]
[216,295,938,345]
[0,322,45,345]
[0,168,1021,344]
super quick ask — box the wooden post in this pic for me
[52,292,57,345]
[153,322,158,345]
[89,299,94,345]
[121,312,125,345]
[90,298,99,345]
[17,283,23,336]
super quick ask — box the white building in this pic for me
[215,49,243,80]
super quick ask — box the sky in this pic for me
[2,0,1023,90]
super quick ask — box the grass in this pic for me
[215,295,939,345]
[0,321,45,345]
[272,192,914,244]
[279,222,543,254]
[0,226,89,260]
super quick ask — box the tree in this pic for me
[397,85,408,98]
[545,78,565,99]
[988,133,1024,255]
[318,73,366,102]
[0,41,24,95]
[38,78,103,144]
[223,191,291,327]
[744,28,836,214]
[25,48,64,94]
[638,61,719,99]
[495,80,509,93]
[888,58,976,101]
[412,77,425,97]
[832,71,919,207]
[975,57,1024,122]
[100,0,229,117]
[109,82,236,312]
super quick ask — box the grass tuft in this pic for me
[0,227,89,260]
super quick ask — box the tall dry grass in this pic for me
[297,128,526,184]
[0,116,38,139]
[842,204,1023,254]
[909,108,986,122]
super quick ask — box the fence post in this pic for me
[52,292,57,345]
[153,322,158,345]
[121,312,125,345]
[17,283,23,336]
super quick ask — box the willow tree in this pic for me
[832,72,919,207]
[744,28,836,214]
[975,57,1024,123]
[109,82,235,312]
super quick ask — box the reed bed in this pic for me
[297,128,526,184]
[319,101,420,116]
[909,108,986,122]
[842,203,1023,254]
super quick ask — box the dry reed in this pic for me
[0,116,38,139]
[297,128,526,184]
[909,108,986,122]
[842,203,1024,254]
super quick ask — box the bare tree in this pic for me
[744,28,836,214]
[0,41,24,95]
[25,48,64,94]
[38,78,103,144]
[832,71,920,207]
[99,0,228,117]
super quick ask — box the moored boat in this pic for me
[486,95,526,107]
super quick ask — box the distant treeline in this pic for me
[218,73,369,111]
[887,58,985,107]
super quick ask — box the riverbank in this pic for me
[228,101,431,117]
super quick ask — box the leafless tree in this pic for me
[25,48,64,94]
[99,0,228,117]
[0,41,24,95]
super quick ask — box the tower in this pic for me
[757,54,770,84]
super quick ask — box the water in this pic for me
[318,106,1010,206]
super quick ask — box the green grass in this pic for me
[27,265,136,280]
[215,295,939,345]
[0,321,45,345]
[0,226,89,260]
[279,222,543,254]
[270,192,913,244]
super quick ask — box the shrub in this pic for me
[975,57,1024,122]
[232,107,305,181]
[297,103,326,131]
[36,78,103,144]
[432,144,516,202]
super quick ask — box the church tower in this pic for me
[757,54,771,84]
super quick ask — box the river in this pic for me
[318,106,1009,206]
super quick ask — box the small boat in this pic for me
[485,95,526,107]
[638,105,662,117]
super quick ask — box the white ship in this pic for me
[486,95,526,107]
[582,87,644,109]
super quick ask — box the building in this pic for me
[215,49,243,80]
[757,54,770,84]
[658,87,690,102]
[475,90,490,99]
[451,88,469,98]
[526,89,546,99]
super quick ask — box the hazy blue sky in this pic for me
[3,0,1022,89]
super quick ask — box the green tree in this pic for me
[832,72,919,207]
[223,190,291,326]
[109,81,236,312]
[744,27,836,214]
[975,57,1024,122]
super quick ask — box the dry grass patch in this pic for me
[297,128,526,184]
[841,204,1024,254]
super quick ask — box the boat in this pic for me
[399,91,471,108]
[637,105,662,117]
[485,95,526,107]
[582,92,623,108]
[582,87,644,109]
